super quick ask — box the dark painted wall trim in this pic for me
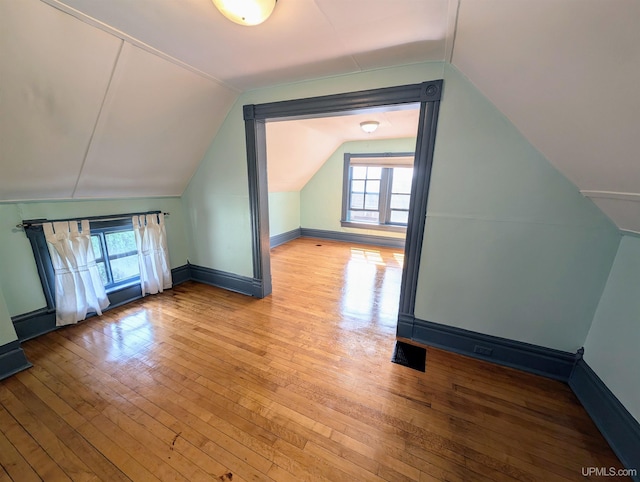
[300,228,405,249]
[244,80,442,302]
[0,340,32,381]
[270,228,302,249]
[24,226,55,310]
[13,265,193,342]
[397,99,440,322]
[171,264,192,285]
[396,312,415,339]
[190,264,262,298]
[108,284,142,310]
[400,316,579,381]
[13,309,56,342]
[247,82,442,121]
[243,111,271,299]
[570,360,640,478]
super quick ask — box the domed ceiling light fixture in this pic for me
[212,0,277,26]
[360,120,380,133]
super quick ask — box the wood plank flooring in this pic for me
[0,237,627,481]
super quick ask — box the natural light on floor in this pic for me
[393,252,404,267]
[341,247,403,321]
[346,247,404,267]
[349,248,385,266]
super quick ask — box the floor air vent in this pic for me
[391,341,426,372]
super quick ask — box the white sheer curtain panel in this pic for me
[44,220,110,326]
[133,213,172,296]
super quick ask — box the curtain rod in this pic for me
[16,211,170,229]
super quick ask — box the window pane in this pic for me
[345,163,412,228]
[390,193,410,210]
[367,167,382,180]
[349,210,379,223]
[365,180,380,194]
[350,193,364,209]
[110,255,140,283]
[96,262,108,285]
[352,166,367,179]
[106,231,137,256]
[390,210,409,224]
[364,193,379,210]
[91,236,102,259]
[352,180,365,193]
[392,167,413,194]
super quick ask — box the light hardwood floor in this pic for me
[0,238,627,481]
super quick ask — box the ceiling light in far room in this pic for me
[360,121,380,133]
[212,0,277,26]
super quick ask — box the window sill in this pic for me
[340,221,407,233]
[105,278,140,294]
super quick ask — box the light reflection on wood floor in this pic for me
[0,237,627,481]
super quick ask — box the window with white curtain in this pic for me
[90,223,140,292]
[22,211,168,330]
[132,213,172,296]
[43,220,110,326]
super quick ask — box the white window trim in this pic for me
[340,152,414,232]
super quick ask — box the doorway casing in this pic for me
[243,80,442,332]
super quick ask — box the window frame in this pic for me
[340,152,415,232]
[90,219,140,293]
[23,215,149,314]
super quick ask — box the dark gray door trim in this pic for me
[247,82,440,121]
[243,108,271,297]
[243,80,442,325]
[398,100,440,320]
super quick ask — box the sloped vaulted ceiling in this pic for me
[1,0,639,233]
[50,0,450,90]
[0,0,237,201]
[266,107,420,192]
[73,43,236,199]
[0,0,447,202]
[451,0,640,233]
[0,0,121,200]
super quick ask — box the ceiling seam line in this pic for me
[448,0,461,64]
[40,0,240,93]
[351,55,363,71]
[71,39,124,199]
[310,0,362,72]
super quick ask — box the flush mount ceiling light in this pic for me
[212,0,277,26]
[360,120,380,133]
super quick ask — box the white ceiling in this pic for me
[266,107,420,192]
[0,0,447,202]
[47,0,450,91]
[74,42,235,199]
[452,0,640,233]
[1,0,639,233]
[0,0,237,201]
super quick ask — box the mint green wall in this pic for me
[584,235,639,422]
[184,60,619,353]
[0,197,190,316]
[414,64,620,352]
[300,138,415,239]
[268,137,417,239]
[0,288,18,346]
[182,62,444,276]
[268,191,300,237]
